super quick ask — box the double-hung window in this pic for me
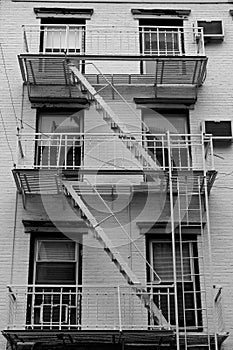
[27,238,81,329]
[40,18,85,54]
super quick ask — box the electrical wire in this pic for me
[0,109,15,166]
[0,44,19,130]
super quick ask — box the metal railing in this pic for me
[22,25,205,57]
[6,284,194,330]
[17,132,214,171]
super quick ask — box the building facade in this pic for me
[0,0,232,349]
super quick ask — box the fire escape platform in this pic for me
[2,330,175,348]
[18,55,207,91]
[12,169,217,196]
[2,329,228,349]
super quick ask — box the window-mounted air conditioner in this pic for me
[202,120,232,141]
[197,20,224,41]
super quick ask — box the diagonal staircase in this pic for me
[67,61,160,174]
[64,62,172,328]
[63,180,169,328]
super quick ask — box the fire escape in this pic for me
[3,21,228,350]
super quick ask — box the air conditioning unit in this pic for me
[197,20,224,41]
[202,120,232,141]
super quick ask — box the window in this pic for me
[35,109,84,169]
[35,240,77,284]
[40,18,85,54]
[142,109,190,169]
[27,238,81,329]
[139,18,184,74]
[38,18,85,74]
[149,238,202,329]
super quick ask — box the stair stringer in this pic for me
[67,62,160,174]
[63,180,170,329]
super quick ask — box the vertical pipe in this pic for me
[167,131,180,349]
[201,134,218,350]
[117,286,122,331]
[59,287,63,330]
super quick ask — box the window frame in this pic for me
[142,108,191,170]
[35,108,84,169]
[148,237,202,329]
[39,18,86,55]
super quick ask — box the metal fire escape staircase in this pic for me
[58,62,171,328]
[63,180,169,329]
[67,61,161,174]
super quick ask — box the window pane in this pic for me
[152,241,191,282]
[43,25,84,53]
[39,111,82,134]
[143,109,188,134]
[45,27,66,50]
[38,241,76,261]
[36,262,76,284]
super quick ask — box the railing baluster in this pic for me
[167,287,171,326]
[178,28,182,56]
[117,286,122,331]
[164,30,167,55]
[156,27,160,55]
[65,25,68,53]
[59,287,62,330]
[73,136,75,169]
[50,288,53,329]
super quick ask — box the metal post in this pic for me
[201,133,218,350]
[117,286,122,331]
[167,131,180,349]
[65,25,69,53]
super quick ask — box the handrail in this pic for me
[22,24,204,31]
[7,284,174,290]
[19,132,213,137]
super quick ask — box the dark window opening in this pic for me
[142,109,191,170]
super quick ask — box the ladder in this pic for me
[67,61,160,175]
[63,180,169,328]
[176,176,211,350]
